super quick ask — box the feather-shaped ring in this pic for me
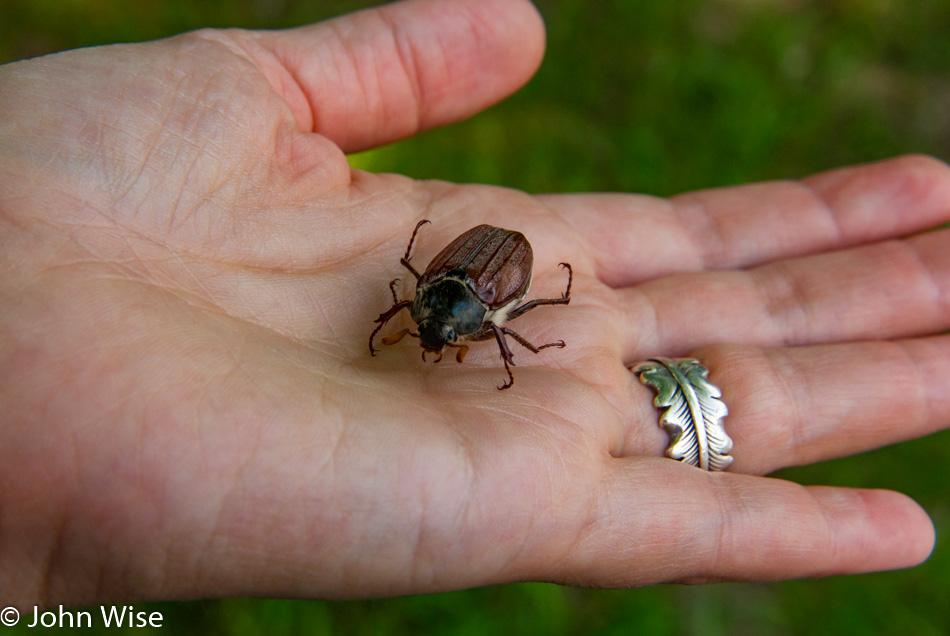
[632,358,734,471]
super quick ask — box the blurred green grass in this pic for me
[2,0,949,634]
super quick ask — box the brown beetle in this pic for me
[369,220,572,390]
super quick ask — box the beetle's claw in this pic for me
[404,219,431,261]
[388,278,403,304]
[557,262,573,299]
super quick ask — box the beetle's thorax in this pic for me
[411,274,488,349]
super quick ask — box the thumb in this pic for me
[248,0,546,153]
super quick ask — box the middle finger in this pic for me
[616,226,950,359]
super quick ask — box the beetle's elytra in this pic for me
[369,220,572,390]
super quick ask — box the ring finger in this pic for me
[598,202,950,474]
[618,334,950,475]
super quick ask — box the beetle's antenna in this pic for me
[380,328,418,347]
[449,343,469,364]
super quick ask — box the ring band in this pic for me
[632,358,734,471]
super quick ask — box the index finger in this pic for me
[543,155,950,287]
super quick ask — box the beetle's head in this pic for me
[417,319,457,353]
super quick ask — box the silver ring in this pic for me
[632,358,734,471]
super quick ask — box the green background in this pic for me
[2,0,949,633]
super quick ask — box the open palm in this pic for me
[2,0,948,608]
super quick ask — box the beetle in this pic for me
[369,220,573,390]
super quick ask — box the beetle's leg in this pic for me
[559,262,573,298]
[400,257,422,281]
[490,323,517,390]
[381,328,419,346]
[432,350,445,364]
[399,219,430,281]
[448,343,469,364]
[502,326,565,353]
[369,300,413,355]
[506,263,573,321]
[405,219,431,259]
[388,278,402,304]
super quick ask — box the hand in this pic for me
[1,0,947,608]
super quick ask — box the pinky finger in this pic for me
[548,459,934,586]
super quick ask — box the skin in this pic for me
[1,0,949,609]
